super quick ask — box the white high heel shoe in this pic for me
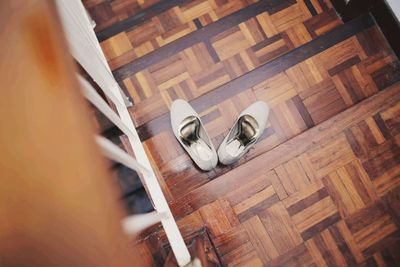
[218,101,269,165]
[170,99,218,171]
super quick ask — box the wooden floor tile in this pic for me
[87,0,400,265]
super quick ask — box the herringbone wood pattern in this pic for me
[87,0,400,266]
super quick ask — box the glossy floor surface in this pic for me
[85,0,400,265]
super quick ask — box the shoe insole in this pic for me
[179,116,214,161]
[225,115,259,157]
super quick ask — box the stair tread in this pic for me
[136,14,375,140]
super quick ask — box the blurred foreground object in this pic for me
[0,1,139,266]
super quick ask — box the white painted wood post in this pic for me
[55,1,191,265]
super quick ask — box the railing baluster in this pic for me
[95,136,150,177]
[78,75,136,141]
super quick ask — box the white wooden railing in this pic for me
[55,1,191,266]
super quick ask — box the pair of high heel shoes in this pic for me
[171,100,269,171]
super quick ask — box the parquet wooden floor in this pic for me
[84,0,162,32]
[86,0,400,266]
